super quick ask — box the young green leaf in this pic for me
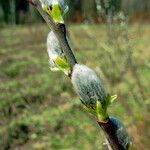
[54,57,71,75]
[106,94,117,107]
[96,101,108,122]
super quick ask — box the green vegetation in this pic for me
[0,24,150,150]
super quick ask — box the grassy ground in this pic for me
[0,23,150,150]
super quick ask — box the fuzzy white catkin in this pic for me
[109,116,131,149]
[47,31,62,57]
[71,64,106,109]
[47,31,63,69]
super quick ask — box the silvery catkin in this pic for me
[109,116,131,149]
[71,64,106,109]
[47,31,63,70]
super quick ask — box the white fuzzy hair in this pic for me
[71,64,106,109]
[47,31,62,58]
[47,31,63,68]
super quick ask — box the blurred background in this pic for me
[0,0,150,24]
[0,0,150,150]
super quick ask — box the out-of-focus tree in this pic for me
[122,0,150,13]
[122,0,150,22]
[15,0,29,24]
[65,0,82,22]
[99,0,121,15]
[0,0,29,24]
[81,0,97,22]
[0,0,12,23]
[95,0,121,22]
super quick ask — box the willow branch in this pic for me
[29,1,132,150]
[28,0,77,68]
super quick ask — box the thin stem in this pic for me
[54,23,77,68]
[104,137,113,150]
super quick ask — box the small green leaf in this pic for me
[44,4,64,23]
[50,66,60,72]
[106,94,117,107]
[128,142,133,150]
[54,57,70,75]
[96,101,102,113]
[110,94,117,103]
[96,101,108,122]
[54,57,68,68]
[51,4,64,23]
